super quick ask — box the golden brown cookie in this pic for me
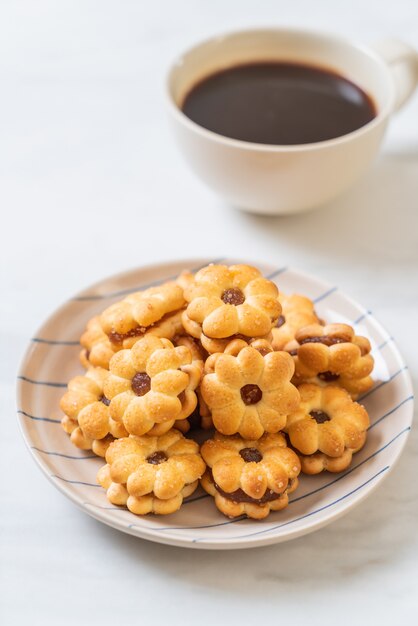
[176,269,195,292]
[97,430,206,515]
[104,335,202,437]
[271,294,320,351]
[80,310,184,369]
[144,310,185,341]
[100,282,185,349]
[182,264,281,353]
[201,433,300,519]
[80,316,117,369]
[285,383,369,474]
[60,367,127,456]
[285,323,374,398]
[200,345,300,439]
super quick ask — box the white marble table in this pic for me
[1,1,417,623]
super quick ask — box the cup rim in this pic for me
[166,26,395,152]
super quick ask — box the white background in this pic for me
[1,1,417,624]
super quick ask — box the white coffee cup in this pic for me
[166,28,418,215]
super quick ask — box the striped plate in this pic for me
[17,258,414,549]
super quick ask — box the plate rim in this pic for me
[16,257,414,549]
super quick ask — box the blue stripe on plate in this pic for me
[31,338,80,346]
[31,339,81,346]
[375,337,393,351]
[84,503,128,510]
[368,396,414,430]
[51,474,101,487]
[17,376,67,388]
[17,409,61,423]
[31,447,97,460]
[265,266,288,280]
[128,515,246,532]
[352,311,371,325]
[84,492,211,512]
[72,258,225,301]
[313,286,338,303]
[360,366,408,401]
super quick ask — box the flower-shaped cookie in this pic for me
[285,323,374,398]
[179,338,275,434]
[60,367,127,456]
[104,335,202,437]
[80,315,117,369]
[201,433,300,519]
[285,383,369,473]
[80,311,184,369]
[100,282,185,349]
[200,346,300,439]
[271,294,320,351]
[97,430,206,515]
[182,264,281,353]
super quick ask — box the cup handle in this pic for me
[371,39,418,112]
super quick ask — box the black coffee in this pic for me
[182,62,376,145]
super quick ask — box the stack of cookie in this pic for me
[60,263,373,520]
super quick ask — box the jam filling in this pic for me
[276,315,286,328]
[99,395,111,406]
[131,372,151,396]
[240,384,262,405]
[146,451,168,465]
[109,326,148,345]
[214,483,283,504]
[310,410,331,424]
[221,288,245,306]
[203,332,254,346]
[299,335,347,347]
[318,371,340,382]
[239,447,262,463]
[288,349,298,356]
[84,349,90,361]
[109,311,183,346]
[210,471,290,504]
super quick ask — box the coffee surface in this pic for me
[182,62,376,145]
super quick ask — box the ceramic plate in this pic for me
[17,258,414,549]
